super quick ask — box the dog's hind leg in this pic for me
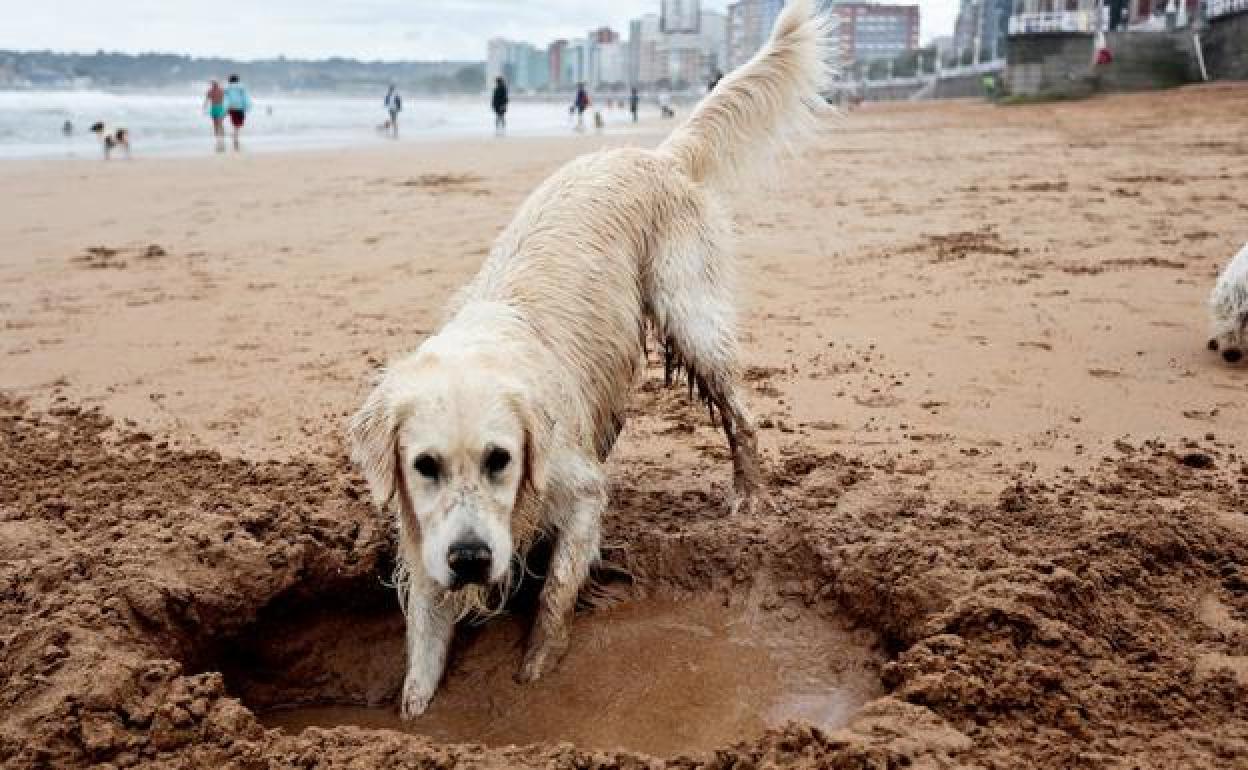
[647,223,771,516]
[517,464,606,683]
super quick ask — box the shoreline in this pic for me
[0,117,672,166]
[0,88,666,161]
[0,122,667,163]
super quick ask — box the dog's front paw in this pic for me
[515,627,569,684]
[399,677,435,719]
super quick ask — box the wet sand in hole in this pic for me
[258,598,883,756]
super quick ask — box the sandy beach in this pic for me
[3,85,1248,768]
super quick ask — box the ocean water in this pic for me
[0,89,620,160]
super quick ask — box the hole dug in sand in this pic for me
[222,584,883,757]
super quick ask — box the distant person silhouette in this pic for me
[204,80,226,152]
[223,74,252,152]
[384,84,402,139]
[492,77,509,136]
[62,120,73,137]
[629,87,639,123]
[709,69,724,91]
[573,83,590,131]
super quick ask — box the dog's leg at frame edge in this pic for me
[516,468,607,682]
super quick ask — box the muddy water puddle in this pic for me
[257,598,883,756]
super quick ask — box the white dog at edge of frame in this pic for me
[1209,241,1248,364]
[348,0,834,719]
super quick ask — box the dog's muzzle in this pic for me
[447,537,493,589]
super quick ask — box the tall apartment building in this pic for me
[700,9,729,76]
[630,13,666,86]
[487,38,550,91]
[726,0,785,70]
[953,0,1010,60]
[628,8,728,90]
[548,39,567,91]
[662,0,703,33]
[564,38,591,86]
[827,3,919,67]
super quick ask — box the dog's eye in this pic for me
[413,454,441,481]
[484,447,511,476]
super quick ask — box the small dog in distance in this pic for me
[89,122,130,160]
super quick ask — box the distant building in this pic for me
[487,38,549,91]
[954,0,1010,61]
[527,46,550,91]
[595,40,630,87]
[700,9,729,78]
[487,38,507,85]
[826,3,920,69]
[929,35,954,55]
[548,40,567,91]
[577,27,626,89]
[591,27,620,45]
[1007,0,1098,36]
[626,7,727,90]
[662,0,703,33]
[726,0,785,70]
[629,14,659,85]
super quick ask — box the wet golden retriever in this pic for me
[349,0,831,717]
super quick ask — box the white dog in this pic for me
[1209,242,1248,364]
[349,0,831,718]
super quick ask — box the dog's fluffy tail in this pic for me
[659,0,832,191]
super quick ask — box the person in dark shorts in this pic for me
[492,77,509,136]
[384,84,402,139]
[573,83,590,131]
[223,74,252,152]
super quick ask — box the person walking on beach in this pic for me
[223,74,252,152]
[384,84,402,139]
[573,83,590,132]
[204,80,226,152]
[629,87,639,123]
[491,77,509,137]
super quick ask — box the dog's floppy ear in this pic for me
[513,395,553,500]
[349,378,400,510]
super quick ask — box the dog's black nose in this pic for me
[1224,349,1243,364]
[447,538,492,587]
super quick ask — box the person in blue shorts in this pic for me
[204,80,226,152]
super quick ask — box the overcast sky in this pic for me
[3,1,958,61]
